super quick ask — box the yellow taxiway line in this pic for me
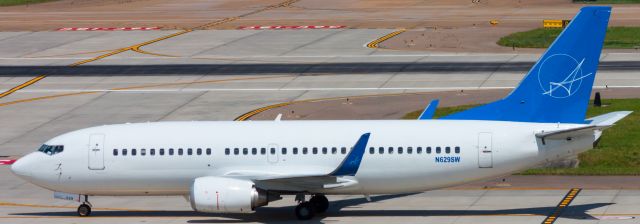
[542,188,581,224]
[0,75,46,98]
[0,0,299,99]
[366,29,406,49]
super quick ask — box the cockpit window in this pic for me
[37,144,64,155]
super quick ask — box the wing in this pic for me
[221,133,370,192]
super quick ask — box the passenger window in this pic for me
[122,149,127,156]
[252,148,257,155]
[313,147,318,154]
[445,146,451,154]
[388,147,394,154]
[160,148,165,156]
[407,147,413,154]
[369,147,375,154]
[398,147,403,154]
[270,148,276,155]
[141,149,146,156]
[417,147,422,154]
[436,147,441,154]
[150,149,155,156]
[379,147,384,154]
[234,148,239,155]
[206,148,211,155]
[341,147,347,154]
[196,148,202,155]
[426,147,432,154]
[113,149,118,156]
[303,147,308,154]
[323,147,328,154]
[455,146,460,154]
[243,148,248,155]
[281,148,287,155]
[225,148,230,155]
[132,149,137,156]
[293,147,298,155]
[188,148,193,155]
[169,148,174,155]
[261,148,266,155]
[178,148,184,155]
[331,147,336,154]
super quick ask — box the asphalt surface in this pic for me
[1,29,640,223]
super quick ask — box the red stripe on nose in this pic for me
[0,160,16,165]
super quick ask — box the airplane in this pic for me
[11,6,630,220]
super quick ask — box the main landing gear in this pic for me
[77,195,92,217]
[294,194,329,220]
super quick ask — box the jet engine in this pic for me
[190,176,271,213]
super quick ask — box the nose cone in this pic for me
[11,155,33,179]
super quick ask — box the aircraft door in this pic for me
[267,143,279,164]
[88,134,105,170]
[478,132,493,168]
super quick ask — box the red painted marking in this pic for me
[0,159,16,165]
[56,27,160,31]
[238,25,346,30]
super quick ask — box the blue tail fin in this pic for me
[442,6,611,124]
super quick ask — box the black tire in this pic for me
[310,194,329,213]
[295,202,315,220]
[77,204,91,217]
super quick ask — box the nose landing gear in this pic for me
[77,203,91,216]
[77,195,92,217]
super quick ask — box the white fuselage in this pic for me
[14,120,593,196]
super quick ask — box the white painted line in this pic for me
[3,54,524,60]
[6,53,640,60]
[7,85,640,93]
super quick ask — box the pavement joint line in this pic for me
[365,29,407,49]
[0,0,299,99]
[541,188,582,224]
[480,54,519,88]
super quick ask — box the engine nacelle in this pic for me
[190,176,268,213]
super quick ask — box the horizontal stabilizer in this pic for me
[536,111,630,140]
[587,111,632,126]
[535,125,603,140]
[418,99,439,120]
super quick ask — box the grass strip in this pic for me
[498,27,640,49]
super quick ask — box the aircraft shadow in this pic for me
[10,194,613,224]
